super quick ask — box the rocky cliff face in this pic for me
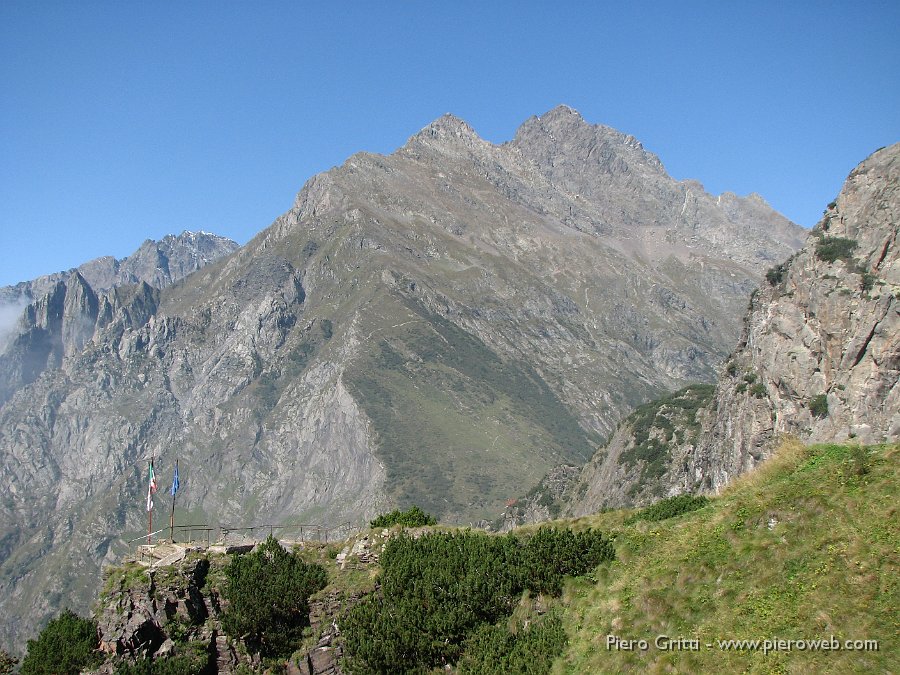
[0,232,239,403]
[0,107,803,651]
[568,143,899,516]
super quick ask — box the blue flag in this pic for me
[171,461,180,496]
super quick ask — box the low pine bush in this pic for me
[21,609,102,675]
[221,536,327,657]
[369,505,437,528]
[457,615,567,674]
[626,494,710,524]
[809,394,829,418]
[341,527,613,673]
[815,236,858,263]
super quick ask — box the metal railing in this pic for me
[127,521,357,563]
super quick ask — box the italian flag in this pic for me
[146,460,158,512]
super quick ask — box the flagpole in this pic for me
[148,456,153,546]
[170,459,178,543]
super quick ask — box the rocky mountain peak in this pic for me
[404,113,484,155]
[0,109,808,652]
[512,104,663,173]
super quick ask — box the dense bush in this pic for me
[457,615,567,674]
[221,536,327,657]
[341,527,613,673]
[520,527,614,595]
[21,609,101,675]
[815,237,858,263]
[626,494,709,524]
[369,505,437,528]
[765,263,787,286]
[809,394,829,418]
[860,272,875,292]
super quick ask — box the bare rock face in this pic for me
[567,143,899,515]
[0,108,803,651]
[684,143,899,490]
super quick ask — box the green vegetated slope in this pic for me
[345,294,601,523]
[557,440,898,674]
[617,383,715,496]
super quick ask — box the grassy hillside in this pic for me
[345,294,601,522]
[556,440,898,674]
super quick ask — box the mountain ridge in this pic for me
[0,107,803,651]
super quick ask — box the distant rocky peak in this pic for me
[511,105,666,180]
[403,113,487,157]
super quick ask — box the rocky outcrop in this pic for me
[492,465,581,531]
[567,143,899,514]
[91,545,377,675]
[95,556,228,672]
[567,385,715,515]
[682,143,899,489]
[0,107,803,651]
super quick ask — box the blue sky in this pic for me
[1,2,898,287]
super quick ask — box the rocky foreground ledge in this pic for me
[89,531,397,675]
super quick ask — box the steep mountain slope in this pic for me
[0,107,802,651]
[568,143,899,514]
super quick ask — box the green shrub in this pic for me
[21,609,102,675]
[369,505,437,528]
[626,494,709,524]
[750,383,767,398]
[809,394,829,418]
[815,237,858,264]
[457,615,567,674]
[765,263,787,286]
[860,272,875,292]
[114,651,210,675]
[520,527,614,595]
[341,528,612,673]
[221,536,327,657]
[725,362,738,376]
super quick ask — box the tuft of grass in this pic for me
[809,394,829,418]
